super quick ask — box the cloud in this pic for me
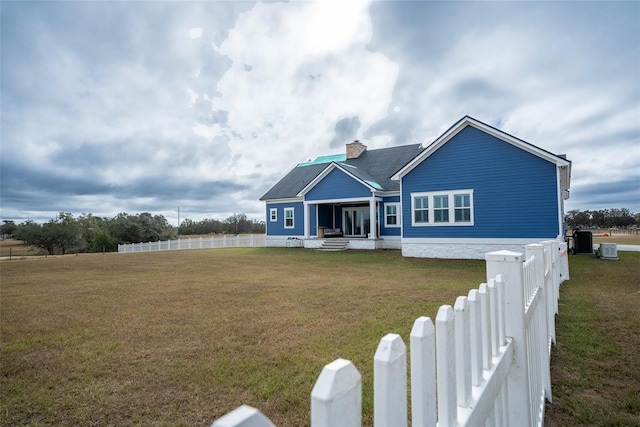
[329,117,362,149]
[1,1,255,222]
[196,0,398,177]
[189,27,203,40]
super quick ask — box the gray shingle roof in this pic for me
[260,143,423,200]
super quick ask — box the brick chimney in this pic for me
[346,140,367,159]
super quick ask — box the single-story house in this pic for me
[260,116,571,259]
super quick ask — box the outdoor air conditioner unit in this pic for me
[599,243,618,260]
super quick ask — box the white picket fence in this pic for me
[118,235,265,253]
[212,240,569,427]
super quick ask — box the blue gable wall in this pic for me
[402,126,559,239]
[265,201,304,236]
[305,167,372,201]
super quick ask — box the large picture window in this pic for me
[411,190,474,226]
[284,207,294,229]
[384,203,401,227]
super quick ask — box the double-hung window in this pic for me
[411,190,474,226]
[413,196,429,224]
[454,194,471,222]
[433,195,449,223]
[384,203,400,227]
[284,207,294,229]
[269,208,277,222]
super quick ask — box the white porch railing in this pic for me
[212,240,569,427]
[118,235,266,253]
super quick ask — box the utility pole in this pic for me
[177,207,180,237]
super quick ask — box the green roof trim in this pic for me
[364,180,383,190]
[298,153,346,167]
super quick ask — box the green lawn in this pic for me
[545,252,640,426]
[2,248,638,426]
[0,248,484,426]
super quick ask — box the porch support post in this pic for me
[369,197,376,239]
[304,201,310,239]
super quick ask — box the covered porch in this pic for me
[303,197,382,240]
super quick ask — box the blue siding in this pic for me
[265,201,304,236]
[309,204,317,236]
[380,195,401,236]
[402,126,559,239]
[305,168,372,201]
[317,205,334,228]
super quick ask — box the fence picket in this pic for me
[410,317,437,427]
[488,279,499,357]
[467,290,483,387]
[495,275,506,346]
[374,334,407,427]
[478,283,492,370]
[436,305,457,427]
[454,296,472,407]
[310,358,361,427]
[211,405,275,427]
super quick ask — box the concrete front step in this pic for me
[317,239,348,251]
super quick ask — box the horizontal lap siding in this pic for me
[402,126,559,238]
[381,195,401,236]
[306,168,372,201]
[265,201,304,236]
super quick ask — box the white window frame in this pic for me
[384,202,401,228]
[269,208,277,222]
[433,194,449,223]
[411,189,474,227]
[454,193,472,223]
[284,207,295,229]
[412,195,430,224]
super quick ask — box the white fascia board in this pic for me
[264,197,303,204]
[376,190,401,198]
[556,167,565,238]
[305,196,380,205]
[391,116,571,181]
[296,162,377,197]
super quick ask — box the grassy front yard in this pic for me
[2,247,638,426]
[1,248,483,426]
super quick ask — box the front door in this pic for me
[343,207,370,237]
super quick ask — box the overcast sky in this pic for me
[1,0,639,225]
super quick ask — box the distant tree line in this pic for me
[565,208,639,229]
[1,212,265,255]
[178,214,264,236]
